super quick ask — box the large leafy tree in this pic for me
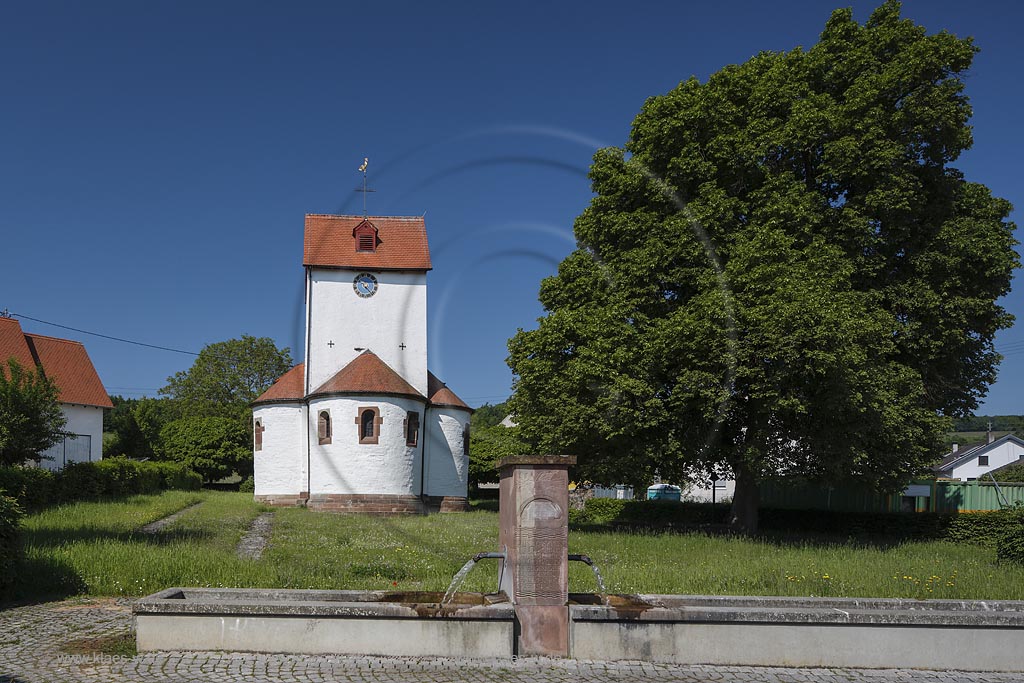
[159,416,251,482]
[0,358,66,466]
[508,2,1018,532]
[160,336,292,419]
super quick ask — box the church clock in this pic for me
[353,272,378,298]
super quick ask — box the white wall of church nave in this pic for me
[424,408,470,498]
[307,396,424,496]
[307,270,428,396]
[253,404,307,496]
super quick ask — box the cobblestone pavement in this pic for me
[1,598,1020,683]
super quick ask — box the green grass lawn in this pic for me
[9,490,1024,603]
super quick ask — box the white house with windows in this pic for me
[933,434,1024,481]
[0,316,112,469]
[252,214,472,514]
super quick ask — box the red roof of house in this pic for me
[303,215,432,271]
[252,363,306,404]
[428,371,472,412]
[0,317,113,408]
[0,317,36,369]
[309,351,425,401]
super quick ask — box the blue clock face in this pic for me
[353,273,378,298]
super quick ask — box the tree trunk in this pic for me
[728,464,760,535]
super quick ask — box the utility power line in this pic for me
[5,312,201,357]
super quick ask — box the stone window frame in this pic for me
[318,410,332,445]
[254,419,264,452]
[404,411,420,447]
[356,406,382,445]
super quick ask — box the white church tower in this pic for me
[252,215,472,514]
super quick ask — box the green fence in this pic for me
[760,479,1024,513]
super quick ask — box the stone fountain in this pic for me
[135,455,1024,671]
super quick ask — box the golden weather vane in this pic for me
[356,157,374,217]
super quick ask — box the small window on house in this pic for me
[254,419,264,452]
[318,411,332,445]
[405,411,420,447]
[978,455,989,466]
[356,407,381,445]
[713,479,726,489]
[462,424,470,456]
[358,233,375,251]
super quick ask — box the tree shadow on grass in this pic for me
[21,526,214,548]
[1,555,87,608]
[570,521,910,551]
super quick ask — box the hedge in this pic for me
[0,493,22,593]
[574,498,1024,550]
[0,459,202,512]
[996,509,1024,564]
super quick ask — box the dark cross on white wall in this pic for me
[399,343,407,350]
[327,340,335,348]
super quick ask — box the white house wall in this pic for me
[424,408,469,498]
[685,479,736,503]
[306,270,428,397]
[39,404,104,471]
[253,404,307,496]
[950,440,1024,480]
[308,396,424,496]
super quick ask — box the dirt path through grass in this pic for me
[236,512,274,560]
[138,502,203,534]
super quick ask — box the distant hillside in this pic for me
[945,415,1022,452]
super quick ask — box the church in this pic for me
[252,214,472,514]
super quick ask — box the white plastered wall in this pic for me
[307,269,428,397]
[423,407,470,498]
[950,440,1024,480]
[39,404,104,471]
[308,395,425,496]
[253,404,307,496]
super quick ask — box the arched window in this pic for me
[318,410,332,445]
[463,423,470,456]
[405,411,420,447]
[254,419,264,452]
[356,407,381,445]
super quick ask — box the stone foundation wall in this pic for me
[255,493,309,507]
[254,493,469,515]
[308,494,427,515]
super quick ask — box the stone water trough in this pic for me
[135,456,1024,671]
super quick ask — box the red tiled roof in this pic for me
[304,215,432,271]
[310,351,425,400]
[252,363,306,405]
[0,317,36,370]
[0,317,112,408]
[428,371,472,412]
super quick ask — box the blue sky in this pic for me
[1,1,1021,415]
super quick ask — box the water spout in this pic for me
[442,552,505,605]
[569,554,608,604]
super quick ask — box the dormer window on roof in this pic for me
[353,220,378,253]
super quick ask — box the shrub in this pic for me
[0,493,22,593]
[56,462,107,501]
[0,459,202,511]
[150,462,203,491]
[239,475,255,493]
[0,466,57,511]
[996,509,1024,565]
[576,498,726,528]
